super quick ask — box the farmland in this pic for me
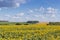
[0,23,60,40]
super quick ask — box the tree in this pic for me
[27,21,39,24]
[15,23,21,25]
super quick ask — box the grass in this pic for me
[0,23,60,40]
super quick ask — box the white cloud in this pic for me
[0,8,1,10]
[35,9,38,11]
[51,14,56,18]
[39,7,45,12]
[11,12,25,19]
[29,9,34,13]
[1,7,59,22]
[27,7,59,22]
[0,0,30,8]
[34,14,45,19]
[47,7,57,14]
[5,14,11,17]
[15,3,20,7]
[34,15,40,17]
[12,16,20,19]
[27,7,58,19]
[16,13,24,16]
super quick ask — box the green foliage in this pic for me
[24,23,29,25]
[27,21,39,24]
[48,22,60,25]
[15,23,21,25]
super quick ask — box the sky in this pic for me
[0,0,60,22]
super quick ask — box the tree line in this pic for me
[48,22,60,25]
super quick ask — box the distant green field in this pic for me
[0,23,60,40]
[0,22,27,25]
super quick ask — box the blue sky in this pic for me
[0,0,60,22]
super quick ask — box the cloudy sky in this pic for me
[0,0,60,22]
